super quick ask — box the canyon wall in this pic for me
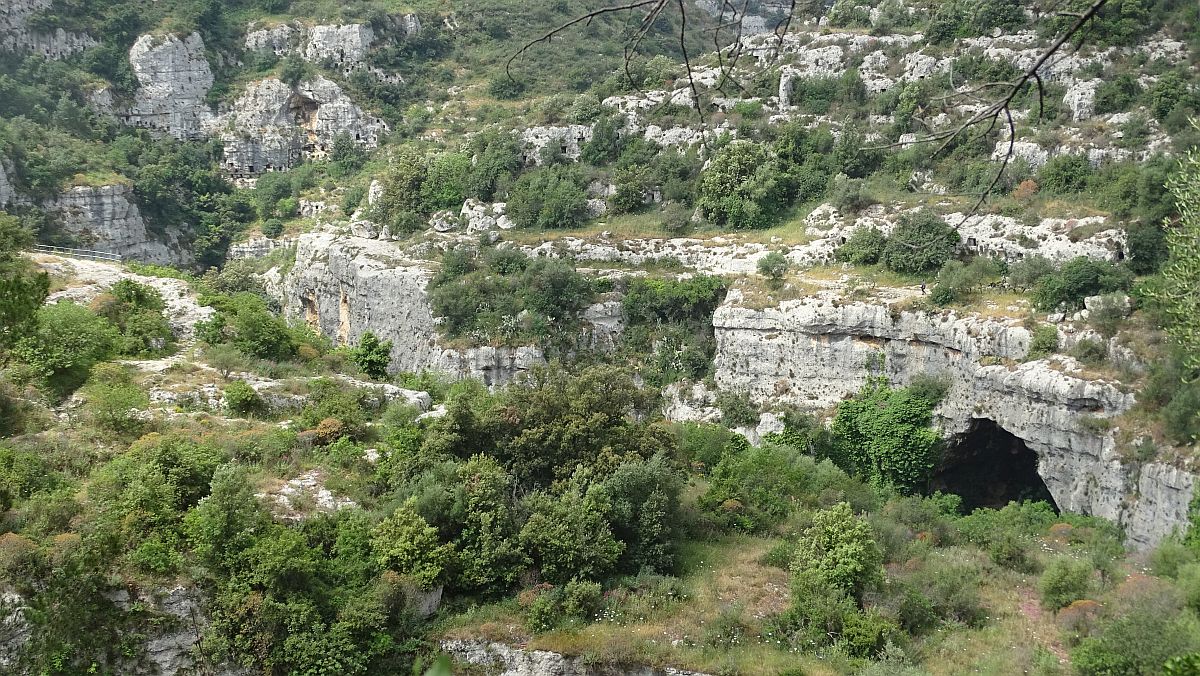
[712,296,1194,548]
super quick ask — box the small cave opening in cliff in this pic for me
[931,419,1058,512]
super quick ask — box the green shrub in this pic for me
[1032,257,1133,311]
[1028,324,1059,359]
[882,210,960,274]
[717,391,759,428]
[81,364,149,435]
[351,331,393,380]
[757,251,790,288]
[261,218,284,238]
[1071,339,1108,366]
[1039,557,1094,610]
[836,226,887,265]
[1039,155,1094,194]
[1008,256,1056,291]
[14,301,118,394]
[831,379,942,493]
[223,380,265,416]
[506,165,589,229]
[696,140,788,230]
[791,502,883,600]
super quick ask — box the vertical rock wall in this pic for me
[125,32,215,140]
[0,0,95,58]
[712,297,1195,548]
[48,185,191,265]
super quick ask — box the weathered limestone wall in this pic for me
[47,184,191,265]
[712,296,1195,548]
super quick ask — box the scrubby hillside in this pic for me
[2,0,1200,674]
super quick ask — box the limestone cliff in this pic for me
[125,32,215,140]
[711,295,1194,548]
[0,0,95,58]
[213,76,387,177]
[442,639,712,676]
[47,185,191,265]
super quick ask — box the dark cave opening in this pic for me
[931,418,1059,512]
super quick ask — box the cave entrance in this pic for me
[931,419,1058,512]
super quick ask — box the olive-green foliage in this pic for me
[836,226,887,265]
[372,502,455,589]
[0,214,49,348]
[14,301,118,395]
[428,247,595,349]
[1039,154,1094,195]
[198,292,297,361]
[1071,577,1200,676]
[1039,557,1094,610]
[792,502,883,600]
[1153,142,1200,373]
[1008,255,1056,291]
[672,422,738,471]
[697,140,789,230]
[505,164,589,229]
[931,257,1003,306]
[525,579,603,632]
[1028,324,1060,359]
[92,279,174,357]
[223,379,264,416]
[956,501,1057,571]
[831,378,942,493]
[882,210,960,274]
[601,453,684,572]
[699,443,863,533]
[453,455,528,593]
[0,446,61,512]
[1094,73,1143,115]
[926,0,1024,43]
[757,251,790,288]
[619,275,726,387]
[352,331,393,380]
[1032,257,1133,311]
[81,363,149,436]
[520,468,624,583]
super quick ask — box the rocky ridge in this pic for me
[47,184,190,265]
[711,295,1193,548]
[0,0,95,58]
[441,639,713,676]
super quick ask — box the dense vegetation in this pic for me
[2,0,1200,674]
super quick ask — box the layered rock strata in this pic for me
[442,640,712,676]
[125,32,215,139]
[0,0,95,58]
[711,296,1194,548]
[47,185,190,265]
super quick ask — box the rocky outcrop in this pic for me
[214,76,387,177]
[125,32,214,140]
[245,16,420,75]
[41,255,213,340]
[276,233,541,385]
[710,296,1194,548]
[442,640,712,676]
[0,161,21,208]
[520,125,593,165]
[1,0,95,58]
[47,184,191,265]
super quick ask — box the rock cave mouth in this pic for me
[931,418,1058,513]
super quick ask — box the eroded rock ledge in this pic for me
[712,297,1194,548]
[441,640,712,676]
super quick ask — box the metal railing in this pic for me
[31,244,122,263]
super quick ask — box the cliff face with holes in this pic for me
[46,185,191,265]
[711,295,1195,549]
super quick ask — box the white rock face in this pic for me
[1064,79,1100,122]
[213,76,387,176]
[442,639,713,676]
[41,255,213,340]
[125,32,214,139]
[711,297,1192,548]
[303,24,374,68]
[0,0,95,58]
[228,236,287,260]
[520,125,593,165]
[0,161,21,208]
[47,185,191,265]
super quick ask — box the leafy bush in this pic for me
[791,502,883,600]
[372,502,455,589]
[717,391,759,428]
[1039,557,1094,610]
[1032,257,1133,311]
[836,226,887,265]
[14,301,118,395]
[223,380,265,416]
[351,331,393,380]
[831,379,942,492]
[757,251,790,288]
[1028,324,1060,359]
[82,364,149,435]
[505,165,589,229]
[1008,256,1056,291]
[696,141,788,230]
[882,210,960,274]
[1039,155,1094,194]
[520,471,623,583]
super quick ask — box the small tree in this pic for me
[791,501,883,601]
[1039,557,1094,610]
[882,210,960,274]
[372,502,455,589]
[836,226,887,265]
[352,331,393,380]
[757,251,791,289]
